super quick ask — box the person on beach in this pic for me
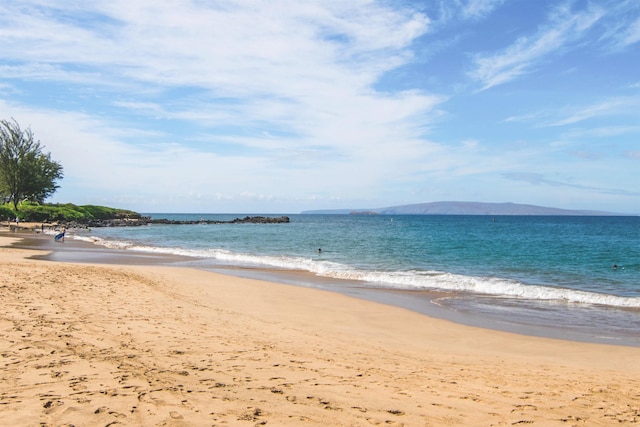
[54,228,66,242]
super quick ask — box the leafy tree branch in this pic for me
[0,118,63,210]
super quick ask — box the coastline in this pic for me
[15,227,640,347]
[2,229,640,425]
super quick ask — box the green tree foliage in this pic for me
[0,119,63,210]
[0,205,13,221]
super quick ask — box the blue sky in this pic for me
[1,0,639,213]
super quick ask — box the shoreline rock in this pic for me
[150,215,290,225]
[62,215,290,228]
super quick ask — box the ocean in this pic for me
[78,214,640,346]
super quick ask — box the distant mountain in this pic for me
[301,201,629,216]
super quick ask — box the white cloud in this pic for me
[562,125,640,139]
[502,172,640,196]
[1,1,638,213]
[0,1,446,211]
[547,98,636,127]
[599,1,640,50]
[1,1,429,94]
[622,17,640,46]
[502,96,639,129]
[469,2,604,90]
[460,0,506,20]
[434,0,505,24]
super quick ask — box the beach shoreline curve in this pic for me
[1,230,639,426]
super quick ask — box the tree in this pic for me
[0,119,63,210]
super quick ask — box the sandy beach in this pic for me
[1,233,639,426]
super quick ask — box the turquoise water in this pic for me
[82,214,640,344]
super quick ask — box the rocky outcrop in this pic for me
[61,217,151,228]
[62,215,291,228]
[149,216,290,225]
[230,216,290,224]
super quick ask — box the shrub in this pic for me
[11,203,141,223]
[0,205,14,221]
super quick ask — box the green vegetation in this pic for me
[0,118,63,210]
[0,204,13,221]
[0,119,142,225]
[0,202,142,223]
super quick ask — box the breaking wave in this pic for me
[73,234,640,309]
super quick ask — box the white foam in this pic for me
[76,235,640,309]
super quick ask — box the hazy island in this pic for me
[303,201,633,216]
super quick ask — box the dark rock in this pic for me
[151,215,290,225]
[60,215,289,228]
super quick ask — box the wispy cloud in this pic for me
[547,98,636,127]
[460,0,507,20]
[434,0,505,24]
[469,2,604,90]
[622,17,640,45]
[502,172,640,196]
[562,125,640,139]
[0,1,447,210]
[2,3,430,115]
[1,2,430,92]
[503,112,544,124]
[598,1,640,50]
[1,1,638,213]
[627,151,640,159]
[503,97,638,128]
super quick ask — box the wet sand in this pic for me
[1,231,640,426]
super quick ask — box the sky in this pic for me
[1,0,639,214]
